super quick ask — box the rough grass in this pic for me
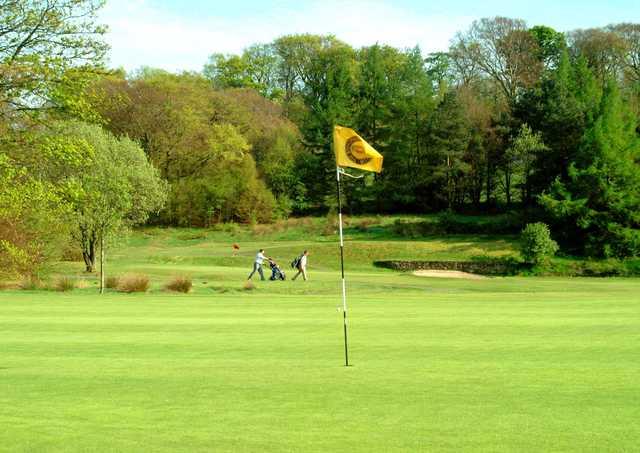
[117,274,150,293]
[164,275,192,293]
[54,276,75,292]
[105,275,119,289]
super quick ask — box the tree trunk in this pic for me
[81,229,96,273]
[99,234,105,294]
[505,166,512,207]
[485,160,494,209]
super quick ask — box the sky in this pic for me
[99,0,640,73]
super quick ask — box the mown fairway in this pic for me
[1,226,639,452]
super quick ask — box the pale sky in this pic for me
[99,0,640,73]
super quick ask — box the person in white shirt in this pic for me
[248,249,269,281]
[292,250,309,281]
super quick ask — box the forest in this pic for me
[1,0,639,279]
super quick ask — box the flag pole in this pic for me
[336,165,349,367]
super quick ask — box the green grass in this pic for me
[1,225,639,451]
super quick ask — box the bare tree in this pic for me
[609,23,640,84]
[453,17,542,104]
[568,27,627,84]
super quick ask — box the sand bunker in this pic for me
[412,270,487,280]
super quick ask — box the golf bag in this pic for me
[269,261,286,281]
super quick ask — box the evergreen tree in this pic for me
[423,91,471,210]
[540,80,640,257]
[516,50,601,197]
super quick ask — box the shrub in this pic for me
[55,277,76,292]
[322,213,338,236]
[356,218,375,232]
[0,281,18,290]
[60,243,83,262]
[19,276,44,290]
[520,223,559,265]
[105,276,119,289]
[177,231,207,241]
[391,219,438,238]
[165,275,192,293]
[243,280,255,291]
[117,274,150,293]
[437,212,524,235]
[75,279,91,289]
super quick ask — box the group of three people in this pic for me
[247,249,309,281]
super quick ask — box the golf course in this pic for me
[2,222,639,452]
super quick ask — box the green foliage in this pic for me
[540,81,640,257]
[204,44,281,99]
[391,213,524,237]
[504,124,547,205]
[0,0,107,118]
[529,25,567,67]
[40,121,168,271]
[0,152,72,278]
[520,222,559,265]
[90,72,295,224]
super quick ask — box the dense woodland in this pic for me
[1,0,640,278]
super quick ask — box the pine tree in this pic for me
[541,80,640,257]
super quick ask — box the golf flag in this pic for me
[333,125,383,173]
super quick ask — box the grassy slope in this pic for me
[1,226,639,452]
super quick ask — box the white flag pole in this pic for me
[336,165,349,366]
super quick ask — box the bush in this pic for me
[0,281,18,290]
[105,276,119,289]
[391,219,438,238]
[117,274,150,293]
[55,277,76,292]
[19,276,46,290]
[165,275,192,293]
[322,213,338,236]
[243,280,255,291]
[356,218,375,232]
[520,223,559,265]
[437,212,524,235]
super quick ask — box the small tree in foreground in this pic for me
[52,122,167,292]
[520,222,559,265]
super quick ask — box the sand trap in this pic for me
[412,270,487,280]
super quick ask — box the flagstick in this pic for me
[336,165,349,367]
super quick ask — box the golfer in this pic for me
[292,250,309,281]
[247,249,270,281]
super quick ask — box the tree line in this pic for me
[203,20,639,257]
[1,1,639,281]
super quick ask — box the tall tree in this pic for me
[515,50,601,195]
[529,25,566,69]
[44,122,167,275]
[273,34,356,205]
[0,0,107,117]
[453,17,542,104]
[540,80,640,257]
[504,124,547,206]
[609,23,640,85]
[568,27,627,85]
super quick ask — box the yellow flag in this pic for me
[333,125,383,173]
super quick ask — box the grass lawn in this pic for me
[1,226,639,451]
